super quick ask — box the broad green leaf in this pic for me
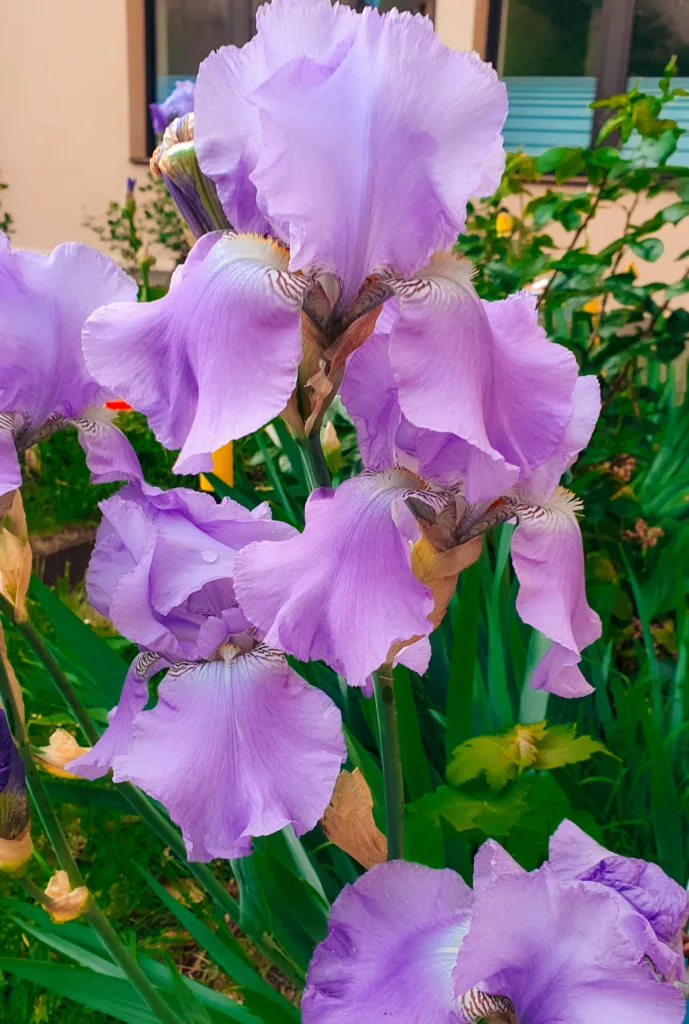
[630,237,664,262]
[29,575,127,702]
[448,722,611,790]
[0,960,159,1024]
[535,725,613,771]
[409,784,527,836]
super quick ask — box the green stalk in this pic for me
[297,434,331,491]
[373,665,405,861]
[0,594,98,747]
[0,653,186,1024]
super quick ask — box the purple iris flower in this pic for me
[234,300,601,697]
[302,830,686,1024]
[0,234,142,497]
[150,79,195,136]
[82,0,516,476]
[549,819,689,968]
[66,481,345,861]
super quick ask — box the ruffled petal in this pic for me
[235,471,434,687]
[66,653,160,781]
[389,260,579,502]
[452,864,685,1024]
[88,483,296,659]
[340,323,401,473]
[249,9,504,301]
[525,376,601,501]
[549,820,689,954]
[510,489,601,697]
[341,311,519,496]
[303,861,473,1024]
[195,0,358,235]
[0,240,136,429]
[72,409,143,486]
[82,233,307,472]
[113,650,345,861]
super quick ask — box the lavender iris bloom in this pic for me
[149,79,195,136]
[0,235,142,496]
[302,831,686,1024]
[81,0,524,477]
[549,819,689,968]
[66,482,345,861]
[234,298,601,697]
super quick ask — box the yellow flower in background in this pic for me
[626,261,638,279]
[495,211,514,237]
[582,297,601,315]
[200,441,234,492]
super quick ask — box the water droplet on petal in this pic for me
[201,550,218,563]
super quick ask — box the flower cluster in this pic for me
[3,0,601,867]
[303,820,689,1023]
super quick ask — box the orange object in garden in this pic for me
[200,441,234,491]
[105,400,133,411]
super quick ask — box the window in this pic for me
[148,0,434,153]
[491,0,689,157]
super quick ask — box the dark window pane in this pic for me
[155,0,259,101]
[502,0,601,76]
[500,0,602,153]
[629,0,689,78]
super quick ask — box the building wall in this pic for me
[1,0,686,294]
[0,0,143,254]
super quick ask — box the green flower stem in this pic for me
[0,593,98,747]
[373,665,405,861]
[297,434,331,491]
[0,651,187,1024]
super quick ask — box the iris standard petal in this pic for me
[452,864,685,1024]
[1,241,136,426]
[250,7,506,302]
[549,820,689,953]
[389,259,579,502]
[303,860,473,1024]
[87,483,297,659]
[234,471,434,687]
[341,318,519,496]
[66,653,161,781]
[112,649,345,861]
[510,488,601,698]
[82,233,307,473]
[525,375,601,501]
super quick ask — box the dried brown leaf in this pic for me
[322,768,387,869]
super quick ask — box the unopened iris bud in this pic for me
[322,421,342,472]
[0,710,32,875]
[151,113,230,239]
[44,870,91,924]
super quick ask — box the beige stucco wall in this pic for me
[434,0,481,52]
[504,186,689,298]
[0,0,143,255]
